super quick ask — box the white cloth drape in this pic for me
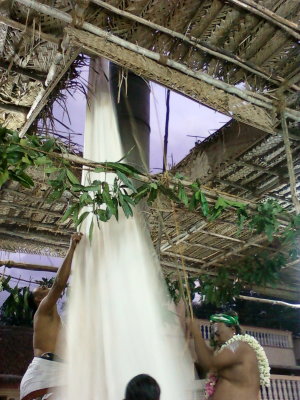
[61,58,195,400]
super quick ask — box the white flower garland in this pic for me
[217,334,270,386]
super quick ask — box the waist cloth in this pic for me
[20,356,65,400]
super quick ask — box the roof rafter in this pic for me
[225,0,300,40]
[90,0,300,92]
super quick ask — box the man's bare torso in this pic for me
[33,307,62,357]
[211,342,260,400]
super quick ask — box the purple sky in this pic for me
[0,73,230,305]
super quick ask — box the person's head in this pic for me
[209,311,242,345]
[124,374,160,400]
[28,286,50,312]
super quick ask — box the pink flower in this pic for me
[205,374,218,399]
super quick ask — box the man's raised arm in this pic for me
[190,319,214,372]
[38,232,83,314]
[190,319,242,372]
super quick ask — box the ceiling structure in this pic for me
[0,0,299,301]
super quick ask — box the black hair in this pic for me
[125,374,160,400]
[224,310,243,335]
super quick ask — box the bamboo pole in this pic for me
[91,0,299,92]
[0,260,58,272]
[181,240,220,252]
[162,251,206,264]
[0,200,65,218]
[204,234,266,267]
[0,227,69,247]
[0,215,73,234]
[281,113,300,214]
[239,295,300,309]
[225,0,300,40]
[16,0,300,119]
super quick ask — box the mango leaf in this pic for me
[195,190,210,217]
[93,167,106,173]
[84,184,101,192]
[147,186,158,204]
[120,195,133,218]
[34,156,51,166]
[79,193,93,205]
[44,166,60,174]
[96,208,109,222]
[105,162,142,176]
[102,183,117,216]
[71,184,85,192]
[158,184,179,202]
[61,204,78,222]
[11,171,34,188]
[75,211,89,228]
[133,184,149,201]
[0,170,9,187]
[190,181,200,192]
[66,169,80,185]
[177,183,189,206]
[40,138,56,152]
[47,189,64,202]
[21,154,32,165]
[116,170,137,193]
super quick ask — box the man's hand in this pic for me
[70,232,83,249]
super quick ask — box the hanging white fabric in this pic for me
[60,57,195,400]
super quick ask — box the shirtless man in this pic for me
[20,232,83,400]
[190,312,269,400]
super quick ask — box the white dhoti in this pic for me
[20,357,64,400]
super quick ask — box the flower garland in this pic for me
[217,334,271,386]
[204,334,270,399]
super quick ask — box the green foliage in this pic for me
[249,200,284,241]
[165,273,201,305]
[0,283,33,326]
[0,276,57,326]
[1,127,300,304]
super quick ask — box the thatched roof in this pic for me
[0,0,299,300]
[0,0,299,134]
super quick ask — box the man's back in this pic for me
[212,342,260,400]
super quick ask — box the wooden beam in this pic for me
[0,59,46,83]
[14,0,300,129]
[225,0,300,40]
[1,260,58,273]
[0,14,60,45]
[0,102,29,114]
[90,0,299,92]
[69,27,300,132]
[18,47,80,137]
